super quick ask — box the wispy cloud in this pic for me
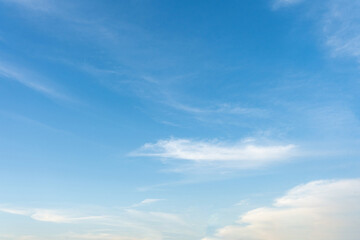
[168,101,267,117]
[273,0,304,9]
[131,199,164,208]
[274,0,360,64]
[64,233,144,240]
[0,0,55,13]
[0,61,72,101]
[132,138,296,168]
[2,0,267,126]
[125,209,186,226]
[203,178,360,240]
[0,205,200,240]
[0,207,104,223]
[1,233,151,240]
[323,0,360,62]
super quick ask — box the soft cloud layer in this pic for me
[0,233,148,240]
[204,179,360,240]
[0,205,198,240]
[132,138,296,168]
[65,233,145,240]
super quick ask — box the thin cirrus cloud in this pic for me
[0,205,199,239]
[0,61,72,101]
[167,101,267,117]
[203,178,360,240]
[272,0,304,9]
[324,0,360,62]
[131,199,164,208]
[124,209,186,226]
[274,0,360,64]
[131,138,296,168]
[0,0,55,13]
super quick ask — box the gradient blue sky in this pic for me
[0,0,360,239]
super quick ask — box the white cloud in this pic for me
[0,206,200,240]
[31,210,104,223]
[132,199,164,208]
[138,199,164,205]
[0,207,31,215]
[132,138,296,168]
[204,179,360,240]
[0,207,104,223]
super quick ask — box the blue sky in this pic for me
[0,0,360,239]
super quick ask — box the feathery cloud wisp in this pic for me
[0,0,55,13]
[324,0,360,62]
[0,61,70,101]
[0,205,198,239]
[131,199,164,208]
[274,0,360,64]
[273,0,304,9]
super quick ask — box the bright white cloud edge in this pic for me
[203,178,360,240]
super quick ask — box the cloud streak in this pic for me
[274,0,360,64]
[0,0,56,13]
[0,207,104,223]
[323,0,360,62]
[203,178,360,240]
[132,138,296,168]
[273,0,304,9]
[0,61,71,101]
[131,199,164,208]
[0,204,199,240]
